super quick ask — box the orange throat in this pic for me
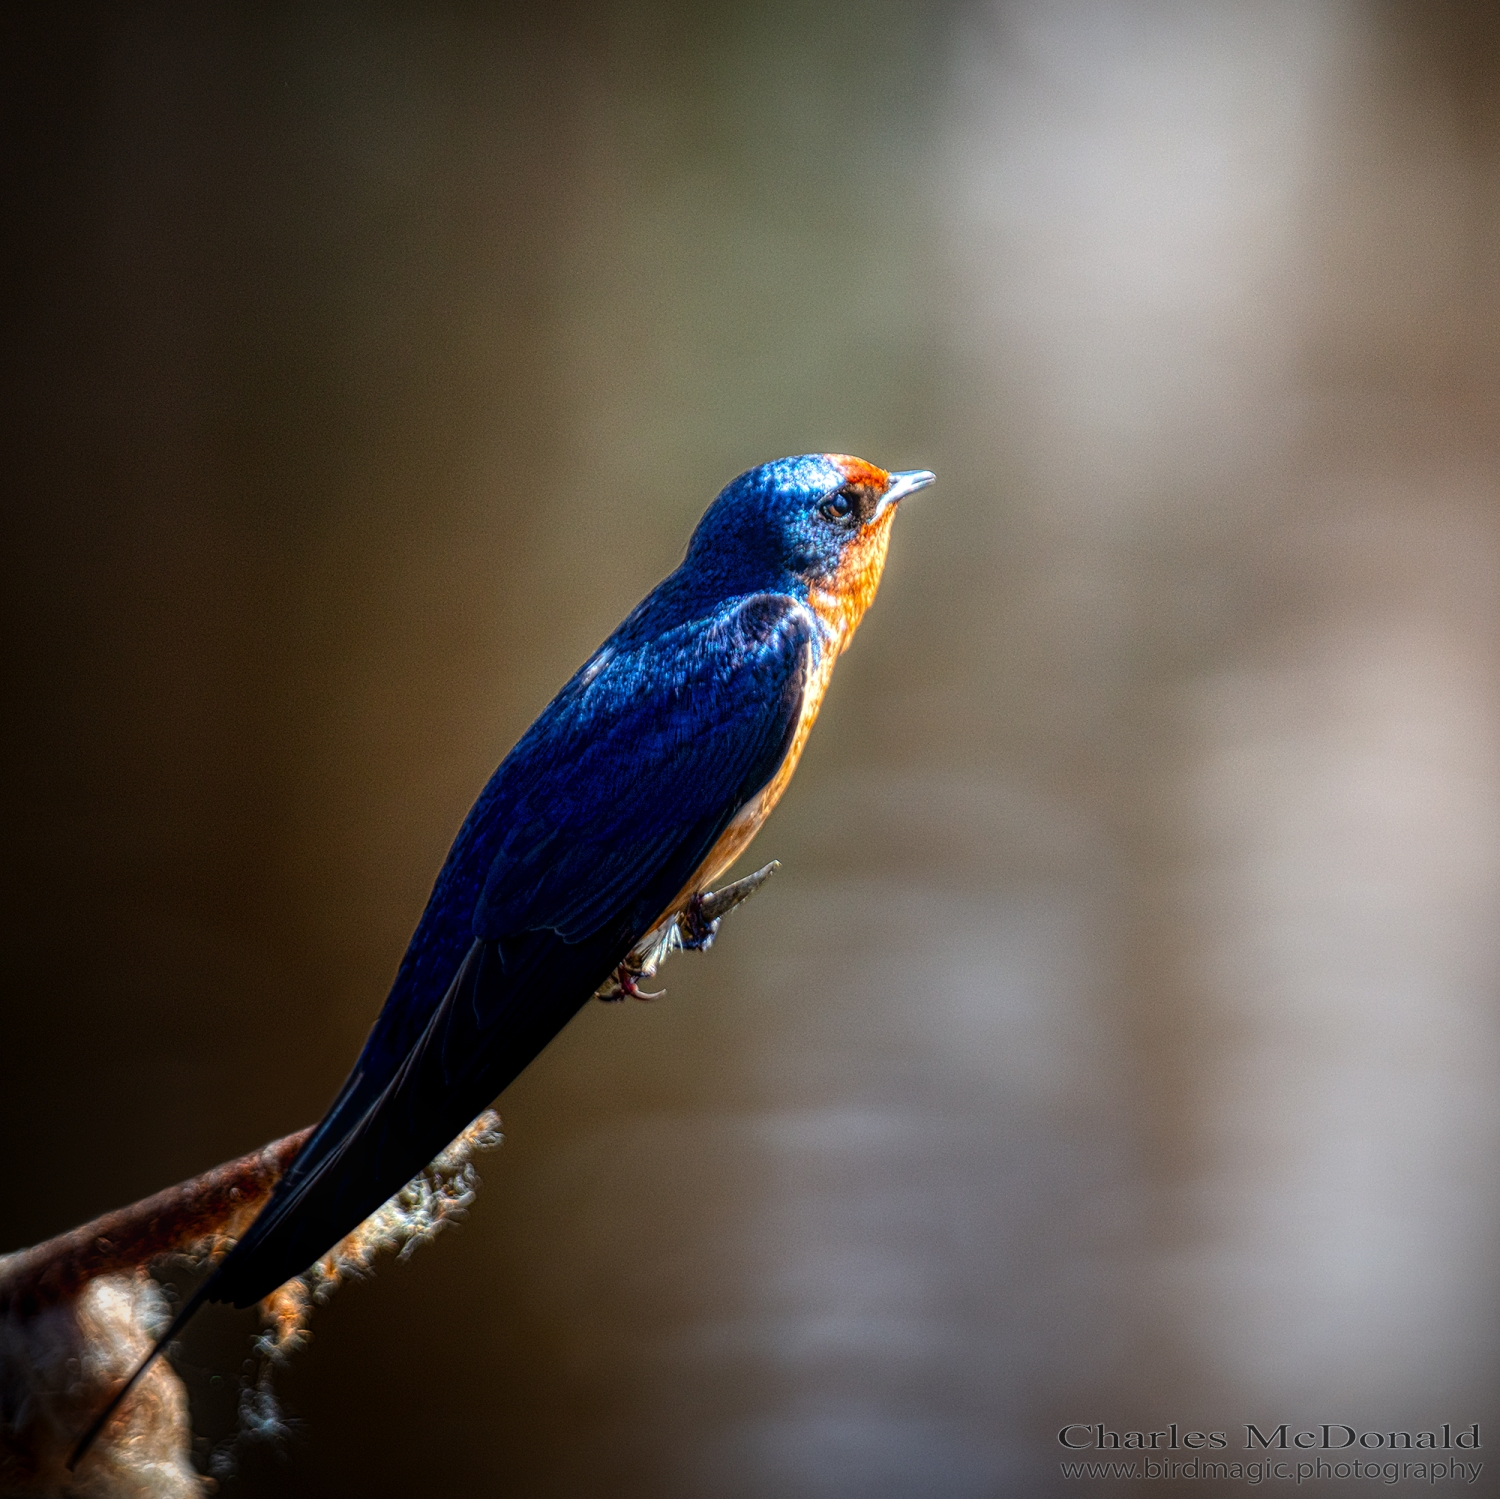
[809,504,897,651]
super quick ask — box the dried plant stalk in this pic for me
[0,1115,502,1498]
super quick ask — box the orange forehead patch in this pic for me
[826,454,890,493]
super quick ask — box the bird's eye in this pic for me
[819,489,856,523]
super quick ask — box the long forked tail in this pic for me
[204,930,619,1311]
[69,931,613,1468]
[69,918,636,1469]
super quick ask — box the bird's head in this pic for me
[685,454,935,631]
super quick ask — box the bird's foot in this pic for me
[596,960,664,1002]
[593,860,780,1002]
[617,963,664,1002]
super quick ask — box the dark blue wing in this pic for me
[318,589,816,1076]
[202,591,815,1306]
[474,591,816,941]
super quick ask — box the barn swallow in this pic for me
[72,452,933,1464]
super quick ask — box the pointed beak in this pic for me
[874,468,936,519]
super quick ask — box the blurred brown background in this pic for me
[5,2,1500,1495]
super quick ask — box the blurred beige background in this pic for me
[4,2,1500,1495]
